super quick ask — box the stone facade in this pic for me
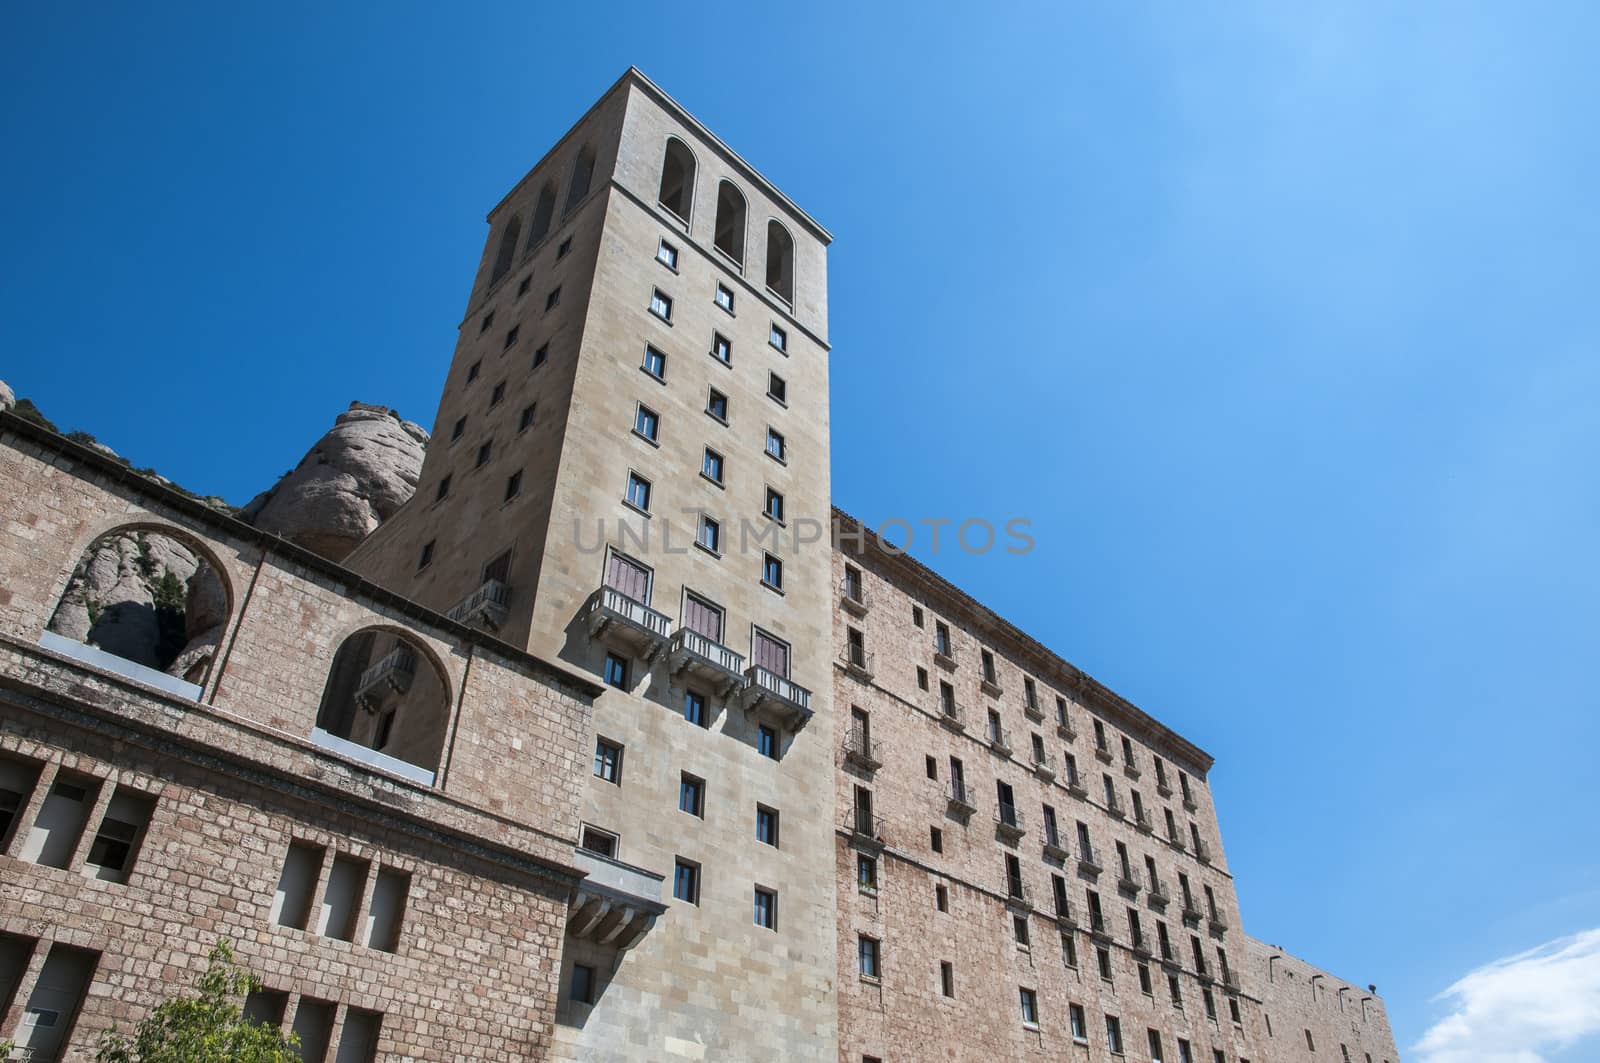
[1246,936,1398,1063]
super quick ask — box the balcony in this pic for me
[567,848,667,952]
[1105,793,1126,820]
[741,665,814,733]
[995,803,1026,843]
[1065,773,1088,799]
[987,727,1011,756]
[1041,828,1070,862]
[1093,743,1114,764]
[1056,720,1078,742]
[446,579,510,629]
[1122,759,1141,780]
[1088,911,1113,942]
[1077,845,1103,876]
[980,673,1003,698]
[1183,791,1199,812]
[937,700,965,732]
[1131,930,1153,957]
[843,726,881,772]
[840,584,869,618]
[1195,839,1213,865]
[586,586,672,660]
[846,807,885,851]
[1024,699,1044,722]
[1147,878,1171,909]
[1030,753,1055,782]
[947,780,977,816]
[1117,866,1143,896]
[1051,896,1076,928]
[1134,808,1155,834]
[841,645,874,683]
[667,628,746,697]
[1005,881,1033,914]
[1182,903,1203,928]
[933,640,956,671]
[1156,777,1174,798]
[353,644,416,710]
[1208,912,1230,935]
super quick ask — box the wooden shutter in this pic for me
[682,594,722,641]
[753,630,788,676]
[605,552,651,604]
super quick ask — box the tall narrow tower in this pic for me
[349,69,837,1061]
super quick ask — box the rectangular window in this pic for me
[715,283,735,312]
[770,323,787,352]
[683,690,707,727]
[673,858,700,904]
[1179,1040,1194,1063]
[1070,1003,1087,1041]
[678,774,704,817]
[930,826,942,853]
[476,441,492,467]
[981,649,998,682]
[712,333,733,364]
[451,416,465,441]
[533,342,549,368]
[858,935,880,979]
[857,853,877,891]
[318,854,369,941]
[516,275,530,297]
[765,487,785,522]
[642,345,667,380]
[1170,974,1183,1007]
[758,725,778,759]
[935,883,948,911]
[519,403,537,431]
[697,515,721,554]
[274,843,326,929]
[702,448,725,484]
[84,788,154,883]
[467,359,481,382]
[580,825,617,858]
[917,666,929,690]
[1098,946,1113,981]
[557,236,572,258]
[571,963,595,1003]
[1106,1015,1123,1054]
[634,404,660,442]
[417,540,434,570]
[706,387,729,422]
[650,288,673,321]
[365,868,409,953]
[480,311,494,333]
[913,605,924,627]
[1019,987,1038,1026]
[757,805,779,847]
[1013,914,1030,947]
[21,776,96,869]
[504,470,522,501]
[545,286,562,311]
[768,372,787,404]
[604,652,629,689]
[762,553,783,590]
[753,887,777,929]
[656,239,678,269]
[625,472,651,513]
[941,961,955,998]
[1149,1030,1165,1063]
[766,428,786,462]
[490,380,506,405]
[0,755,42,850]
[594,738,622,783]
[503,326,519,350]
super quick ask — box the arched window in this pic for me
[658,137,696,224]
[46,525,232,689]
[765,220,795,304]
[565,144,596,216]
[714,181,747,267]
[527,182,557,249]
[314,628,450,783]
[489,215,521,286]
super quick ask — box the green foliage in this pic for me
[135,534,157,579]
[96,941,300,1063]
[11,397,58,432]
[153,570,186,611]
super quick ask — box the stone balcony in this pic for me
[741,664,813,733]
[446,578,510,630]
[586,586,672,661]
[353,644,416,710]
[994,804,1026,844]
[567,847,666,952]
[841,645,874,683]
[843,726,881,772]
[667,628,745,697]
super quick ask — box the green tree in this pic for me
[96,941,300,1063]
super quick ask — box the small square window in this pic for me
[649,289,673,322]
[603,653,628,689]
[765,487,785,523]
[490,380,506,406]
[436,475,452,502]
[503,326,519,350]
[769,323,787,352]
[451,416,466,441]
[467,360,481,382]
[634,405,660,443]
[417,540,435,570]
[698,515,721,555]
[593,738,622,783]
[504,470,522,501]
[657,239,679,270]
[532,343,549,369]
[480,311,495,333]
[930,826,943,853]
[546,286,562,311]
[679,773,704,817]
[516,275,531,297]
[768,373,787,405]
[642,345,667,380]
[762,553,783,591]
[683,690,707,727]
[715,283,735,313]
[673,858,700,904]
[753,887,777,930]
[711,333,732,365]
[756,805,779,847]
[702,448,724,484]
[518,403,537,431]
[706,388,729,423]
[557,236,572,258]
[579,825,616,858]
[625,472,651,513]
[570,963,595,1004]
[766,428,786,463]
[758,725,778,759]
[476,441,493,467]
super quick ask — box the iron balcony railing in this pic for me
[840,583,868,615]
[947,779,976,813]
[841,646,875,677]
[843,726,880,770]
[995,803,1025,837]
[938,699,965,729]
[848,807,882,842]
[1042,827,1069,859]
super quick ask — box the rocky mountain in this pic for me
[0,378,13,412]
[238,402,429,561]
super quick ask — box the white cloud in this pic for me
[1416,928,1600,1063]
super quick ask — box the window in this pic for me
[504,470,522,501]
[769,323,787,352]
[594,738,622,783]
[1138,962,1152,995]
[480,311,495,334]
[697,515,721,554]
[981,649,998,682]
[517,275,531,297]
[1305,1031,1315,1051]
[476,441,492,467]
[913,605,925,627]
[642,345,667,380]
[753,887,777,929]
[579,825,617,858]
[757,805,779,846]
[715,282,735,313]
[435,475,452,502]
[765,486,785,523]
[935,884,948,911]
[766,220,795,303]
[766,428,786,462]
[930,826,943,853]
[679,774,704,817]
[1204,987,1217,1019]
[489,215,520,285]
[84,789,153,881]
[762,553,783,590]
[758,725,777,759]
[768,372,787,404]
[545,286,561,311]
[941,961,955,998]
[658,137,695,221]
[857,853,877,891]
[518,403,537,431]
[1098,947,1113,981]
[451,416,465,441]
[673,859,700,904]
[634,404,660,442]
[570,964,595,1004]
[467,359,481,382]
[1019,987,1039,1027]
[1178,1041,1194,1063]
[1169,973,1183,1007]
[714,181,747,265]
[683,690,707,727]
[1229,997,1242,1024]
[532,342,549,369]
[1149,1030,1165,1062]
[557,235,572,258]
[857,935,880,979]
[649,288,672,321]
[625,472,652,512]
[917,667,929,690]
[925,755,937,779]
[1012,914,1029,947]
[503,326,519,350]
[710,332,733,365]
[935,621,952,656]
[417,540,434,570]
[1106,1015,1124,1055]
[603,653,628,689]
[1069,1004,1087,1042]
[1024,676,1038,708]
[565,143,595,213]
[702,448,725,484]
[656,239,679,270]
[528,182,556,245]
[1063,932,1078,968]
[706,387,729,422]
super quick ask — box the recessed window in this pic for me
[930,826,943,853]
[768,373,787,405]
[1013,914,1030,947]
[516,275,531,297]
[570,963,595,1004]
[476,441,493,467]
[856,852,878,891]
[634,405,661,443]
[925,755,937,779]
[532,343,549,369]
[642,345,667,380]
[753,887,777,930]
[1098,946,1113,981]
[941,962,955,999]
[857,935,880,979]
[579,825,617,858]
[765,487,785,523]
[698,515,721,555]
[765,428,786,463]
[451,416,466,441]
[545,286,562,311]
[673,858,700,904]
[593,738,622,783]
[657,239,679,270]
[711,333,733,365]
[769,323,787,352]
[467,360,481,382]
[1106,1015,1124,1055]
[1070,1004,1087,1042]
[504,470,522,501]
[702,448,725,484]
[706,387,729,423]
[649,288,673,322]
[503,326,519,350]
[557,236,573,258]
[480,311,495,333]
[679,773,705,817]
[756,805,779,847]
[762,553,783,590]
[518,403,537,431]
[603,653,628,689]
[625,472,652,513]
[917,667,929,690]
[436,475,452,502]
[758,725,777,759]
[715,283,735,313]
[417,540,435,570]
[912,605,924,627]
[683,690,707,727]
[1019,987,1039,1027]
[936,883,949,911]
[490,380,506,406]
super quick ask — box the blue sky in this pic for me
[4,3,1599,1055]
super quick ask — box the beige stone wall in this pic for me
[1246,936,1399,1063]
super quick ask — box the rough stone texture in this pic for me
[1246,935,1399,1063]
[0,378,13,413]
[240,402,428,561]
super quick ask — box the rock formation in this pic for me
[0,378,13,413]
[239,402,428,561]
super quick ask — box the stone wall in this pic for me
[1246,935,1399,1063]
